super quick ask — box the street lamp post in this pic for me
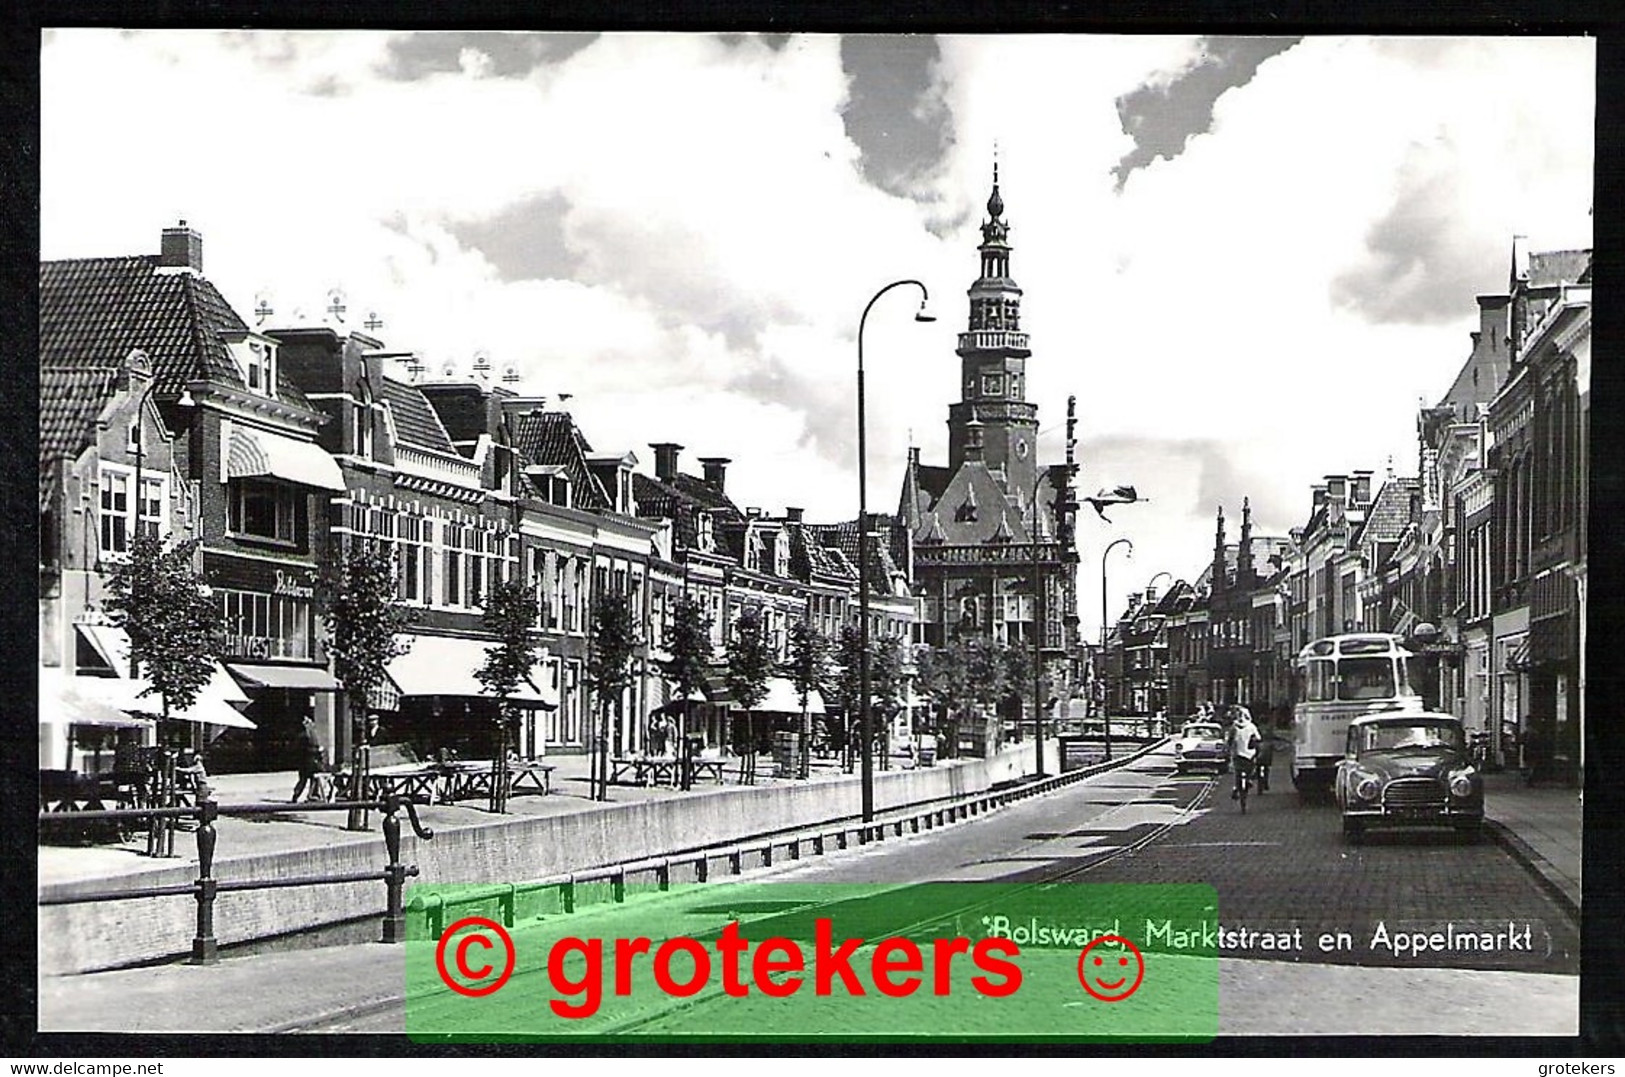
[1100,537,1134,760]
[858,280,933,826]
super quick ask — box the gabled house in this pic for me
[41,224,343,771]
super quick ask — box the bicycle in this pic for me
[1233,756,1254,813]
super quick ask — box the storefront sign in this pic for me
[274,569,316,599]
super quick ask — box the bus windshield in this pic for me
[1337,657,1397,700]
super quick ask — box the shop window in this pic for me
[228,480,298,545]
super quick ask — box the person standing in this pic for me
[291,710,326,803]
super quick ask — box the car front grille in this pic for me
[1383,777,1446,811]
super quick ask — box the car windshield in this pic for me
[1183,724,1221,739]
[1357,721,1465,753]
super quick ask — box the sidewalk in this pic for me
[1480,770,1582,918]
[37,748,954,890]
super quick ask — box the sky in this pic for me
[39,31,1595,640]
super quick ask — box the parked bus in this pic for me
[1291,633,1423,803]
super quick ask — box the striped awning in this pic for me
[1507,637,1533,672]
[222,419,345,492]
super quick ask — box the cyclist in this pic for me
[1228,705,1261,802]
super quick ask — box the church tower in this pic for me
[946,163,1039,497]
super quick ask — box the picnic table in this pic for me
[440,759,555,802]
[610,753,733,787]
[611,755,680,787]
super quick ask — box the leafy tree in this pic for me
[586,589,638,801]
[833,623,865,769]
[1003,641,1034,738]
[657,595,713,790]
[964,637,1009,713]
[477,578,541,813]
[724,605,774,782]
[324,542,412,828]
[104,535,222,724]
[786,619,830,778]
[915,640,971,759]
[871,635,907,768]
[103,535,223,855]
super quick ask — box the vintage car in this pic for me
[1173,722,1229,774]
[1335,711,1483,842]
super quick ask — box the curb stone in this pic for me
[1482,817,1580,926]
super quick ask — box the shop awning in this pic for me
[228,663,341,691]
[1507,637,1533,672]
[75,624,250,705]
[223,419,346,492]
[756,677,825,715]
[39,668,156,728]
[43,668,256,729]
[386,634,559,708]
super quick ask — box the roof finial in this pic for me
[987,145,1004,221]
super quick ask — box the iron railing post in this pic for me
[190,797,218,964]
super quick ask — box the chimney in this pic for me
[699,456,730,491]
[650,442,682,483]
[1325,474,1348,503]
[159,220,203,274]
[1312,484,1328,509]
[1127,592,1143,613]
[1145,585,1159,604]
[785,507,804,523]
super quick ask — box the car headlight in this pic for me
[1350,768,1381,801]
[1448,770,1477,798]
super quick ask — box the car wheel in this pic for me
[1342,817,1364,844]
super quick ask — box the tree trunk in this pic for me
[347,695,370,831]
[798,701,810,779]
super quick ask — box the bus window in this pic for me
[1395,656,1417,698]
[1339,638,1392,656]
[1306,659,1335,702]
[1338,657,1397,700]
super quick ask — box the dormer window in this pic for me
[697,512,715,553]
[240,340,276,396]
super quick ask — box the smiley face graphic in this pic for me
[1076,935,1145,1002]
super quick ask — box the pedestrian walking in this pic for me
[290,710,326,803]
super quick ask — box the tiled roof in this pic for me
[786,522,853,583]
[380,377,457,455]
[40,366,120,464]
[511,411,609,511]
[670,473,743,520]
[39,256,313,410]
[40,366,122,509]
[1355,477,1419,547]
[810,518,903,583]
[632,470,746,552]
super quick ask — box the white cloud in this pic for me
[40,30,1593,639]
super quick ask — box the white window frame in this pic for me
[98,462,168,558]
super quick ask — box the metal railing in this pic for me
[39,796,434,964]
[410,736,1170,939]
